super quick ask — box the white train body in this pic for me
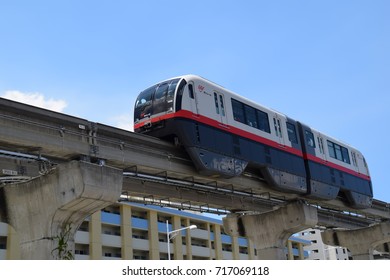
[134,75,372,208]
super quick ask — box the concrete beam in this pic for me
[321,221,390,260]
[0,160,122,259]
[223,201,318,259]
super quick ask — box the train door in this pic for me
[273,115,285,146]
[213,92,228,125]
[187,82,199,115]
[351,150,361,174]
[316,133,327,162]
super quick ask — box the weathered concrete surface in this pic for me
[321,221,390,260]
[223,201,318,259]
[0,160,122,259]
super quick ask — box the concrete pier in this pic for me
[223,201,318,259]
[0,160,122,259]
[321,221,390,260]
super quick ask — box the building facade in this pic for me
[1,202,308,260]
[297,229,350,260]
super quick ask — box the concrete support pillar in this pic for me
[231,235,240,260]
[0,160,122,259]
[172,215,183,260]
[287,240,294,260]
[223,201,318,260]
[321,221,390,260]
[184,219,193,260]
[120,205,133,260]
[89,211,102,259]
[297,243,304,260]
[147,210,159,260]
[247,239,256,260]
[6,225,19,259]
[213,224,223,259]
[206,223,212,260]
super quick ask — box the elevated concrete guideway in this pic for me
[0,97,388,221]
[0,97,390,259]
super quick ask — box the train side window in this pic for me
[231,99,245,123]
[351,152,358,167]
[341,147,351,164]
[317,136,324,154]
[214,93,220,114]
[327,140,350,164]
[305,130,315,148]
[154,83,168,100]
[257,110,270,133]
[135,86,155,108]
[175,79,187,112]
[327,140,336,158]
[335,145,343,161]
[273,118,279,137]
[363,157,368,169]
[219,95,225,116]
[244,105,258,128]
[287,122,298,144]
[188,84,194,99]
[277,119,282,136]
[231,98,270,134]
[167,79,180,98]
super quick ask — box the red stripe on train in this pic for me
[134,110,371,182]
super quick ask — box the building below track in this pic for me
[0,202,309,260]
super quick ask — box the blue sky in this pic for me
[0,1,389,203]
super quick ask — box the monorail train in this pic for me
[134,75,373,209]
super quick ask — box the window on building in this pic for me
[222,244,232,252]
[75,244,89,256]
[102,224,121,236]
[239,246,248,255]
[133,250,148,260]
[132,229,148,240]
[78,221,89,232]
[0,237,6,249]
[131,210,147,219]
[102,205,120,214]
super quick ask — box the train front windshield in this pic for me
[134,78,180,123]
